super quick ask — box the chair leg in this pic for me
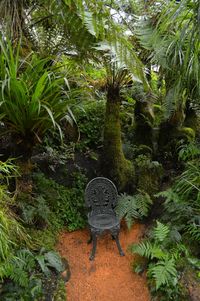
[111,227,125,257]
[111,235,115,240]
[114,234,125,256]
[89,233,97,261]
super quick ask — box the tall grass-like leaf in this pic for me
[31,72,48,102]
[0,38,80,152]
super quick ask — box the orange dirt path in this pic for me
[57,223,150,301]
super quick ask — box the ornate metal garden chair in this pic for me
[85,177,125,260]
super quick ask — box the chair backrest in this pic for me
[85,177,118,212]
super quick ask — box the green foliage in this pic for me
[135,155,160,169]
[35,248,64,276]
[0,38,80,156]
[144,149,200,299]
[153,221,170,242]
[18,195,51,226]
[178,142,200,162]
[0,159,66,300]
[136,0,200,118]
[0,160,27,262]
[130,222,187,299]
[33,171,87,231]
[28,227,58,251]
[116,191,152,229]
[75,100,105,151]
[157,150,200,241]
[0,159,19,179]
[186,223,200,242]
[53,278,66,301]
[40,141,75,172]
[0,209,15,261]
[135,154,163,195]
[0,248,64,301]
[148,258,177,290]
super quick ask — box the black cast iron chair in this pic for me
[85,177,125,260]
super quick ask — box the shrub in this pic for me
[33,171,88,231]
[74,100,106,151]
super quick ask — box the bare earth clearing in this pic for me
[58,223,150,301]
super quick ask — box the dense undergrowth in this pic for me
[0,0,200,300]
[129,143,200,300]
[0,158,88,300]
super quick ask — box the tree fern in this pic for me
[135,0,200,118]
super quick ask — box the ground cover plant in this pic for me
[0,0,200,300]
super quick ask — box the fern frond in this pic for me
[116,192,152,229]
[186,223,200,242]
[153,221,170,242]
[129,241,153,259]
[148,258,178,290]
[156,189,180,204]
[130,241,166,260]
[136,191,153,217]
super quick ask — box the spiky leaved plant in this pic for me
[0,38,78,192]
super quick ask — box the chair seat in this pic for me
[88,213,119,230]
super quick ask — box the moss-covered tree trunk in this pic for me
[134,99,154,150]
[102,87,134,191]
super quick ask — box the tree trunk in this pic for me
[134,99,154,150]
[102,87,134,191]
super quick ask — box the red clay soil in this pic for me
[57,223,150,301]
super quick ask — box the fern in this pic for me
[153,221,170,242]
[130,241,166,260]
[130,241,153,259]
[116,191,152,229]
[148,258,178,290]
[156,189,180,204]
[186,223,200,242]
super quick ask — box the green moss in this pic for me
[136,155,163,195]
[33,172,87,231]
[134,100,154,148]
[75,100,106,151]
[184,108,200,133]
[179,127,195,141]
[53,278,66,301]
[103,100,135,190]
[27,226,58,250]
